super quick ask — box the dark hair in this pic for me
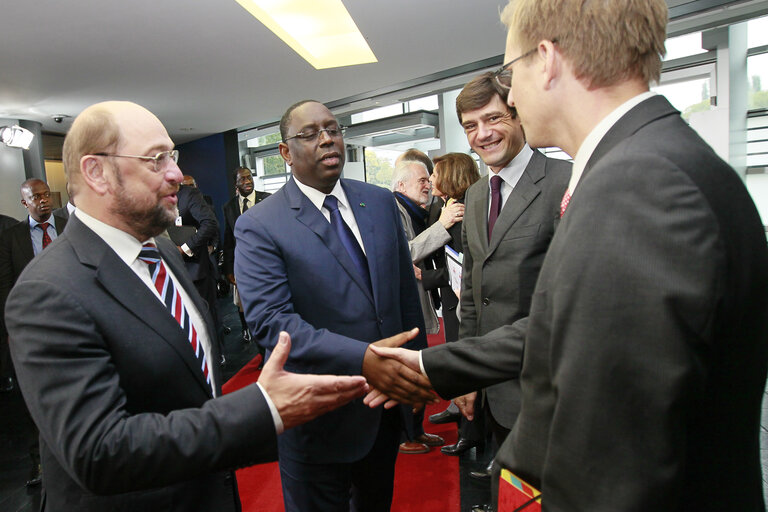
[233,166,251,179]
[432,153,480,199]
[280,100,319,140]
[455,72,516,123]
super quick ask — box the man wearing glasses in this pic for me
[234,99,434,511]
[6,100,371,512]
[369,0,768,510]
[438,73,569,484]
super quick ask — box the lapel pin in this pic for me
[359,202,366,207]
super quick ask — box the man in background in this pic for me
[0,179,67,487]
[6,100,369,512]
[222,166,269,343]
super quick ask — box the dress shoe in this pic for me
[471,505,493,512]
[26,465,41,487]
[0,376,13,392]
[428,409,461,424]
[398,441,429,454]
[440,437,477,456]
[242,328,251,343]
[415,433,444,447]
[469,467,492,481]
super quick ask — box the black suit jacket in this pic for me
[176,185,220,281]
[0,215,67,336]
[0,214,18,232]
[222,191,270,277]
[423,96,768,510]
[6,215,277,512]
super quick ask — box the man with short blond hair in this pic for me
[370,1,768,510]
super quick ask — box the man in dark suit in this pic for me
[5,100,369,512]
[0,212,19,393]
[222,167,269,342]
[234,100,433,512]
[440,74,570,472]
[0,179,67,486]
[369,1,768,510]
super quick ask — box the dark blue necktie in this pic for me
[322,195,371,291]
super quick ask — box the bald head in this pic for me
[63,101,182,240]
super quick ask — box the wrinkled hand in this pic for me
[438,202,465,229]
[453,392,477,421]
[361,328,437,409]
[258,332,369,431]
[412,264,422,280]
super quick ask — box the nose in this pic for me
[166,159,184,184]
[476,121,493,140]
[318,129,334,145]
[506,87,515,108]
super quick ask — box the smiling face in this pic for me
[235,168,254,197]
[398,164,431,205]
[279,101,345,194]
[460,94,525,173]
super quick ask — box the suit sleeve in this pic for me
[407,222,451,264]
[182,187,220,254]
[457,216,477,338]
[0,229,15,337]
[234,212,371,375]
[5,278,277,495]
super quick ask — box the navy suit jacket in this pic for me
[235,177,426,464]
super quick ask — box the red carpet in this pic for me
[222,328,459,512]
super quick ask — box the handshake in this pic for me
[257,329,438,431]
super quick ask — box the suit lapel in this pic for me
[487,151,544,256]
[16,220,34,263]
[287,179,375,305]
[470,180,490,254]
[68,217,214,397]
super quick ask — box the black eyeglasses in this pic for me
[493,39,558,91]
[284,125,345,143]
[92,149,179,172]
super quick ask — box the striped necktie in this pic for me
[138,243,213,394]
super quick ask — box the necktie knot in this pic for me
[323,194,339,213]
[490,175,503,192]
[38,222,50,231]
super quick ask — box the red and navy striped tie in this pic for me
[139,243,212,394]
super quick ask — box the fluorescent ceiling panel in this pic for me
[235,0,378,69]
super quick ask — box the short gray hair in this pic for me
[391,160,428,192]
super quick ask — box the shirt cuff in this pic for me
[418,350,429,381]
[181,243,194,257]
[256,382,285,435]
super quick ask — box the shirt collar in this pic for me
[293,177,350,212]
[74,209,154,267]
[568,91,656,194]
[489,143,533,187]
[28,215,51,229]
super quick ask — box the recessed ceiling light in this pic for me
[234,0,377,69]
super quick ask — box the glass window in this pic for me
[407,95,439,112]
[351,104,404,124]
[748,15,768,48]
[364,148,398,189]
[652,77,712,120]
[261,154,287,176]
[246,131,281,148]
[748,53,768,110]
[664,32,706,61]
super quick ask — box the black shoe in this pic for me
[0,376,13,392]
[470,505,493,512]
[26,465,41,487]
[429,409,461,425]
[242,329,251,343]
[469,467,491,481]
[440,438,477,456]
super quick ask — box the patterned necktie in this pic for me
[242,197,249,213]
[488,175,503,241]
[138,243,213,394]
[322,195,371,291]
[38,222,52,249]
[560,189,571,218]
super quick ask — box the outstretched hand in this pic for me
[258,332,369,431]
[361,328,437,409]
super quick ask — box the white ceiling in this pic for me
[0,0,510,143]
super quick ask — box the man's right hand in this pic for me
[257,332,369,431]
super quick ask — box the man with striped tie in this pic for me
[5,100,370,512]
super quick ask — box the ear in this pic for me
[538,40,560,90]
[278,142,292,166]
[79,155,110,195]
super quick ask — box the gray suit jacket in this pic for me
[459,149,570,428]
[6,215,277,512]
[424,95,768,511]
